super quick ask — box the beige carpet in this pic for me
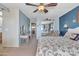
[0,35,38,56]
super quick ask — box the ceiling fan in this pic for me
[25,3,57,13]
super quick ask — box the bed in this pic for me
[36,28,79,56]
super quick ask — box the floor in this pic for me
[0,35,38,56]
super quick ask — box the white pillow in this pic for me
[70,33,76,38]
[64,32,76,39]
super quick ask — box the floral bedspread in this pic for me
[36,37,79,56]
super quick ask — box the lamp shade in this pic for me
[64,24,68,28]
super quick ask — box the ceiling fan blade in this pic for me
[40,3,44,5]
[25,3,37,6]
[45,3,57,7]
[44,9,48,13]
[33,9,38,13]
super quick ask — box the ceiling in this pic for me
[1,3,79,22]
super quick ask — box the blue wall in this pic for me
[19,10,30,44]
[59,6,79,36]
[19,10,30,35]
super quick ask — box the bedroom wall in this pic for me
[2,9,30,47]
[2,8,19,47]
[59,6,79,36]
[19,10,30,35]
[19,10,30,44]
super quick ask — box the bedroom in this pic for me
[0,3,79,56]
[36,3,79,56]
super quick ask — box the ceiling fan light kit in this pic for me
[38,5,45,11]
[25,3,57,13]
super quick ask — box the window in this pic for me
[0,11,3,32]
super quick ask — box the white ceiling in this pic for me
[2,3,79,22]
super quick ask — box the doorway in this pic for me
[31,23,36,37]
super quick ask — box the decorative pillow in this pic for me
[70,34,79,41]
[64,32,76,39]
[70,33,76,39]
